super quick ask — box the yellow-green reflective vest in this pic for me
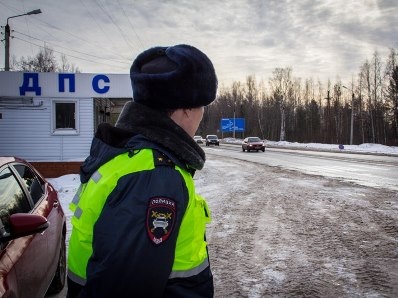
[68,149,211,284]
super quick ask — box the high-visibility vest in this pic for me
[67,149,211,285]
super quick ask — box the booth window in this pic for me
[52,101,79,135]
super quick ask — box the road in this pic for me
[49,144,398,297]
[197,148,398,297]
[204,144,398,191]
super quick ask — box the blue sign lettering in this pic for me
[221,118,245,132]
[92,74,110,94]
[19,73,41,96]
[59,74,76,92]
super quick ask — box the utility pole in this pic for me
[324,90,331,143]
[233,108,236,138]
[4,23,10,71]
[4,9,42,71]
[349,91,354,145]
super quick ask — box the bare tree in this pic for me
[371,51,385,143]
[384,48,398,144]
[257,79,267,139]
[244,75,260,137]
[59,54,81,73]
[360,60,376,142]
[15,46,81,73]
[17,47,58,72]
[389,66,398,141]
[356,72,366,144]
[269,67,293,141]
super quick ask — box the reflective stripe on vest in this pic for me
[169,258,209,279]
[70,183,85,213]
[67,149,211,284]
[170,168,211,277]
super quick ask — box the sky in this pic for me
[1,0,397,87]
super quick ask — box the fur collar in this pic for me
[114,101,206,170]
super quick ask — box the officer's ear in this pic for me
[169,108,185,124]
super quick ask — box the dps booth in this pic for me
[0,72,132,177]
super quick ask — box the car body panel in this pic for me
[0,156,66,298]
[242,137,265,152]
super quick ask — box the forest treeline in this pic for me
[199,48,398,146]
[14,47,398,146]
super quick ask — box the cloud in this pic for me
[0,0,396,85]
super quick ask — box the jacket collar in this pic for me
[104,101,206,170]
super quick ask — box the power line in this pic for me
[1,1,133,61]
[14,30,130,63]
[0,0,20,14]
[116,0,145,50]
[78,0,111,45]
[21,0,35,56]
[0,1,131,61]
[14,36,129,70]
[93,0,139,52]
[1,0,140,67]
[33,18,133,61]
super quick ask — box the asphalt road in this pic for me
[198,154,398,297]
[204,144,398,191]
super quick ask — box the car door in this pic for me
[0,163,50,297]
[13,162,60,297]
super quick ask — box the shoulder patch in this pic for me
[146,197,176,246]
[153,150,174,167]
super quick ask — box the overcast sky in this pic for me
[1,0,397,87]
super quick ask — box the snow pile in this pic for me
[222,138,398,155]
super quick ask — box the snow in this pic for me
[224,138,398,156]
[47,141,398,297]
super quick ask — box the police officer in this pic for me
[66,44,217,297]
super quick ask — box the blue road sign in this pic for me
[221,118,245,132]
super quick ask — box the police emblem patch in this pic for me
[146,197,176,246]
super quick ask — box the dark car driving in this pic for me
[0,156,66,297]
[242,137,265,152]
[205,135,220,146]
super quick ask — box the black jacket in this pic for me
[78,102,213,298]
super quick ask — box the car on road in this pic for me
[205,135,220,146]
[193,135,204,144]
[0,156,66,297]
[242,137,265,152]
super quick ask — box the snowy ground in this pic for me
[48,142,398,297]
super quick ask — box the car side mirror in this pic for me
[0,213,49,243]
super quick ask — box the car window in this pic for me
[208,135,217,139]
[248,137,261,142]
[13,164,44,204]
[0,167,32,233]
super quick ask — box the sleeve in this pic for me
[80,165,188,298]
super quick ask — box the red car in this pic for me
[242,137,265,152]
[0,157,66,297]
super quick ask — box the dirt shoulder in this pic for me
[198,154,398,298]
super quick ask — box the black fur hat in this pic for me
[130,44,218,110]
